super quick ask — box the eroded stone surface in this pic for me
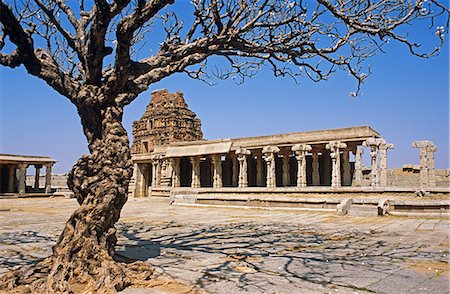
[0,198,448,293]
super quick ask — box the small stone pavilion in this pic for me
[131,90,403,198]
[0,154,56,196]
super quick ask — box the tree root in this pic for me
[0,256,156,293]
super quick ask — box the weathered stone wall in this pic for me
[131,89,203,154]
[359,167,449,188]
[26,174,69,189]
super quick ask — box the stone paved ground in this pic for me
[0,197,449,293]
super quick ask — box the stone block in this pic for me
[336,198,353,215]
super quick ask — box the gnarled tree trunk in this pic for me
[0,103,154,293]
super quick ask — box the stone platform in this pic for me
[146,186,450,218]
[0,197,448,293]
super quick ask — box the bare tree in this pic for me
[0,0,448,292]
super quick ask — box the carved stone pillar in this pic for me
[326,141,347,187]
[363,138,384,187]
[256,152,264,187]
[292,144,312,187]
[45,163,53,194]
[190,156,201,188]
[172,158,181,188]
[7,165,16,193]
[281,148,291,186]
[211,155,223,188]
[33,165,41,192]
[231,154,238,187]
[150,156,162,188]
[353,147,364,186]
[18,163,27,194]
[342,148,351,186]
[236,148,251,188]
[311,148,320,186]
[262,146,280,188]
[379,142,394,187]
[412,141,437,189]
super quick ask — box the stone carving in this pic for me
[190,156,201,188]
[412,140,437,189]
[281,148,291,186]
[353,147,364,186]
[236,148,251,188]
[292,144,312,187]
[377,199,391,216]
[171,158,181,188]
[379,141,394,186]
[131,89,203,154]
[336,198,353,215]
[363,138,384,187]
[326,141,347,187]
[211,155,223,188]
[262,146,280,188]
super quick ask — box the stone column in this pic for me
[363,138,384,187]
[379,142,394,187]
[342,148,351,186]
[151,159,158,187]
[7,165,16,193]
[427,146,437,187]
[311,148,320,186]
[231,154,238,187]
[172,158,181,188]
[18,163,27,194]
[412,141,437,189]
[211,155,223,188]
[281,148,291,186]
[43,163,51,194]
[236,148,251,188]
[262,146,280,188]
[256,152,264,187]
[326,141,347,188]
[156,159,162,187]
[133,163,142,197]
[190,156,201,188]
[292,144,312,187]
[353,147,364,186]
[44,163,53,194]
[34,165,41,192]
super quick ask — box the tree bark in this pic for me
[0,103,154,293]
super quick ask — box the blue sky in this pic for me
[0,6,448,173]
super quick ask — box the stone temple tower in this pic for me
[131,89,203,154]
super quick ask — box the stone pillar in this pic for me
[412,141,437,189]
[190,156,201,188]
[45,163,53,194]
[281,148,291,186]
[18,163,27,194]
[211,155,223,188]
[7,165,16,193]
[311,148,320,186]
[34,165,41,192]
[133,163,143,197]
[342,148,351,186]
[363,138,386,187]
[353,147,364,186]
[379,142,394,186]
[256,152,264,187]
[151,159,158,187]
[172,158,181,188]
[236,148,251,188]
[231,154,238,187]
[262,146,280,188]
[156,159,162,187]
[326,141,347,188]
[292,144,312,187]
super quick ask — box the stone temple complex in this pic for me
[131,89,203,154]
[130,90,449,216]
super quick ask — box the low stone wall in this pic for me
[26,174,69,189]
